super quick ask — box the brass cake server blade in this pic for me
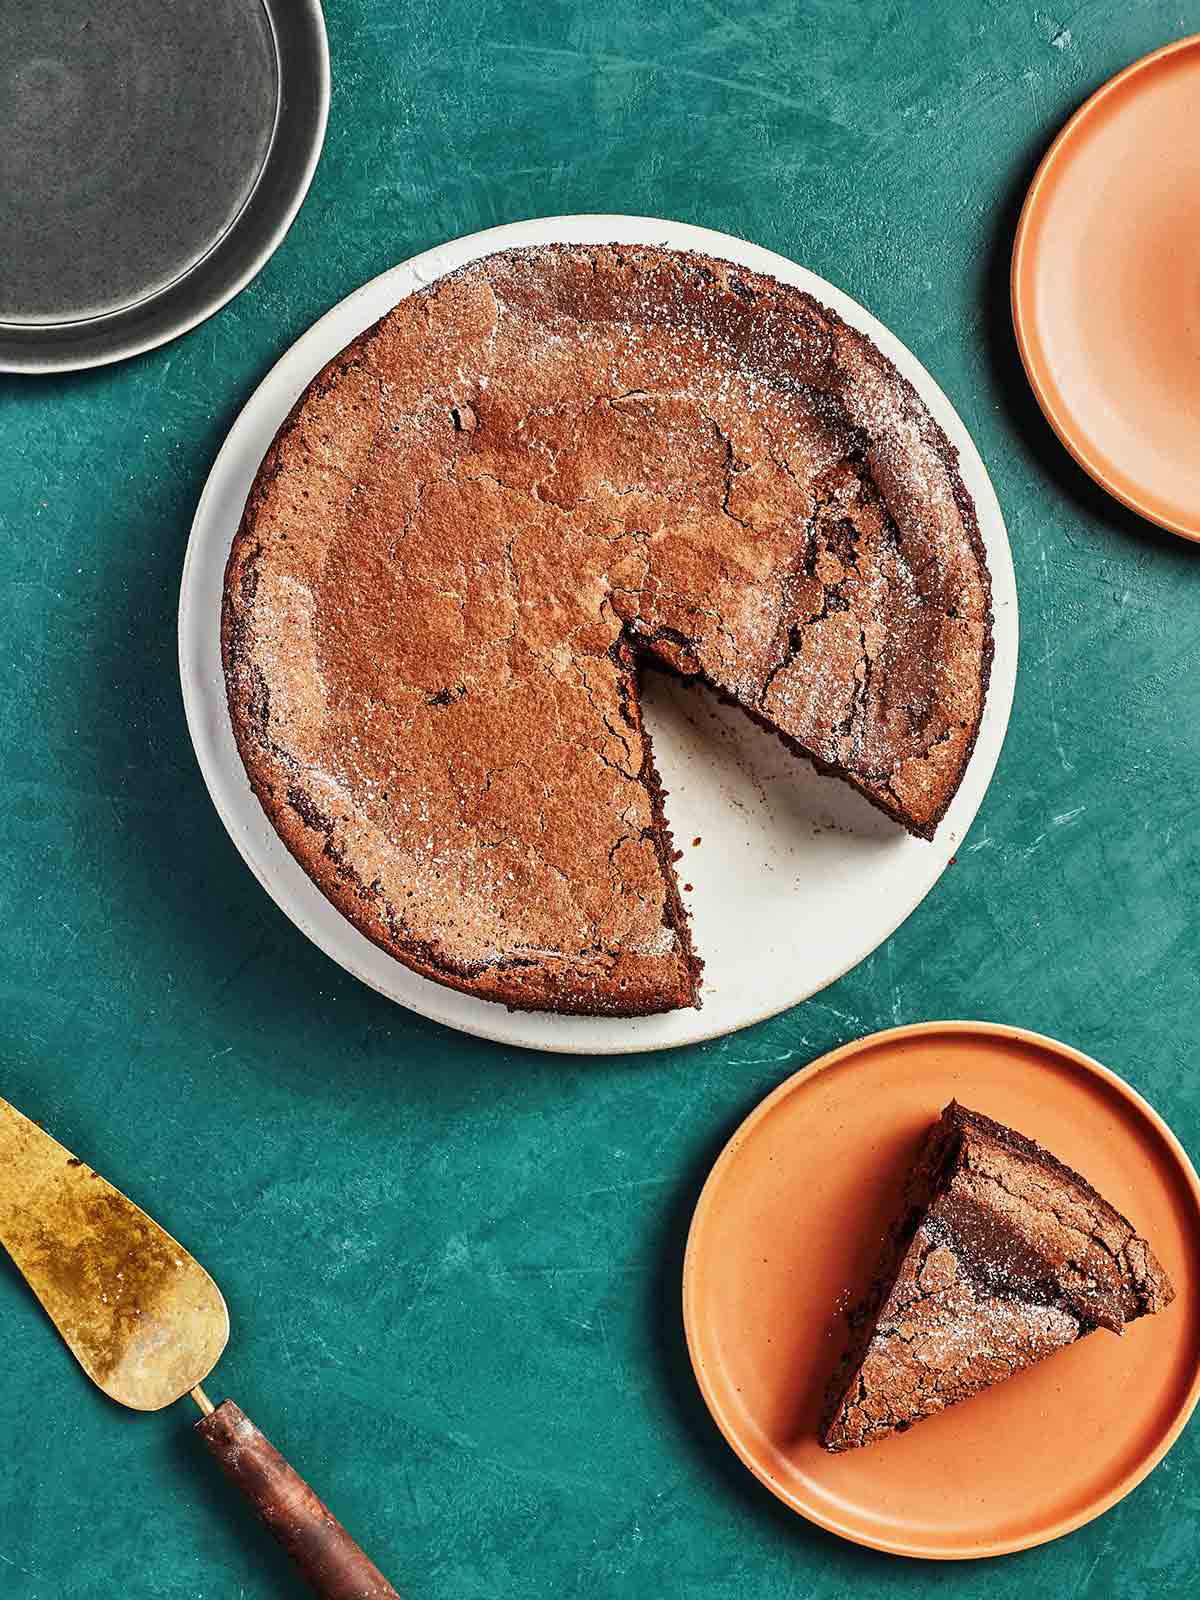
[0,1093,400,1599]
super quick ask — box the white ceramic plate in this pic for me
[179,216,1017,1055]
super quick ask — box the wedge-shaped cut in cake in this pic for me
[822,1102,1175,1451]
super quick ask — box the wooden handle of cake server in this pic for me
[195,1399,401,1599]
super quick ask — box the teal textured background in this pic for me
[2,2,1199,1594]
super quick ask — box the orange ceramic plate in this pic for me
[682,1022,1200,1559]
[1012,35,1200,540]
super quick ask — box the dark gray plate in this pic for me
[0,0,327,372]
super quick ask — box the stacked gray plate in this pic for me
[0,0,328,373]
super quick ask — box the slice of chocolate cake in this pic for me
[822,1102,1175,1451]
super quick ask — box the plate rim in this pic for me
[1010,33,1200,542]
[179,214,1017,1055]
[681,1019,1200,1559]
[0,0,330,375]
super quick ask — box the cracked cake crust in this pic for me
[222,244,993,1015]
[821,1102,1175,1451]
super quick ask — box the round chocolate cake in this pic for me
[223,244,992,1015]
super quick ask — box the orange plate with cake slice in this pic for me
[682,1022,1200,1558]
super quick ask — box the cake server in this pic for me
[0,1092,400,1599]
